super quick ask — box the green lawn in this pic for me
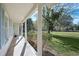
[48,32,79,56]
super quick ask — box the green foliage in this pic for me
[42,4,73,32]
[42,5,64,33]
[42,32,48,41]
[43,6,54,33]
[43,32,53,41]
[48,33,53,40]
[27,31,36,38]
[27,18,34,32]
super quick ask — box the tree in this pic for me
[74,22,79,31]
[77,22,79,30]
[58,14,73,31]
[42,5,64,34]
[43,4,73,33]
[27,18,34,32]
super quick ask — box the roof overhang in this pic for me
[3,3,37,23]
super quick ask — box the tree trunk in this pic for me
[48,26,51,40]
[48,30,50,34]
[48,26,51,34]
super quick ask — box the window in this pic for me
[27,11,38,51]
[19,24,22,35]
[23,22,25,37]
[0,4,9,49]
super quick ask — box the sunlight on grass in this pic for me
[48,32,79,55]
[52,32,79,38]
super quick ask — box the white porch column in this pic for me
[25,21,27,42]
[7,17,9,38]
[37,3,43,56]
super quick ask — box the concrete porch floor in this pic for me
[6,36,36,56]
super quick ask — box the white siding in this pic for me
[0,4,14,56]
[13,23,19,35]
[0,4,1,49]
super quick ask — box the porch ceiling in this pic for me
[3,3,35,23]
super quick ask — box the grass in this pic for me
[48,32,79,56]
[28,31,79,55]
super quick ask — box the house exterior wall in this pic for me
[0,4,1,49]
[13,23,19,35]
[0,4,8,49]
[0,4,14,56]
[0,3,37,56]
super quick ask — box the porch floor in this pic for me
[6,36,36,56]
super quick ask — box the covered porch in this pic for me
[0,3,43,56]
[0,3,54,56]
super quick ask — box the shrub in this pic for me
[43,32,53,41]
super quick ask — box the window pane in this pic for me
[23,22,25,37]
[27,11,38,51]
[19,24,21,35]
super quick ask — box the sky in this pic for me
[53,3,79,24]
[31,3,79,24]
[31,11,38,22]
[67,3,79,24]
